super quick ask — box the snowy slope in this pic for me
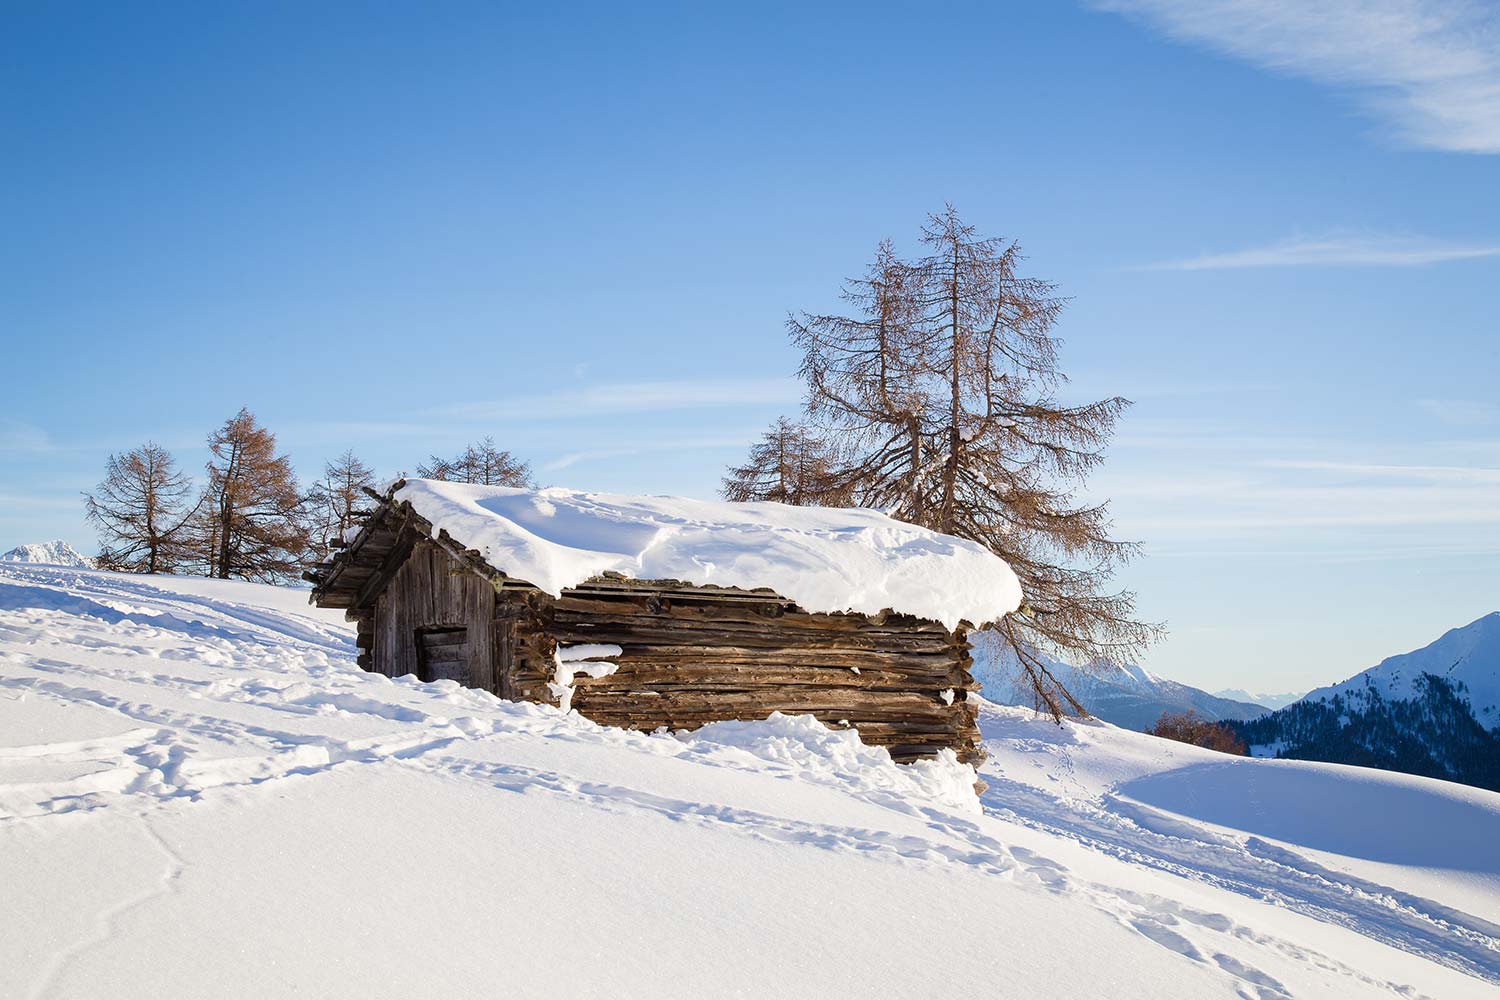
[1302,612,1500,732]
[1,540,93,568]
[2,563,1496,999]
[970,635,1270,729]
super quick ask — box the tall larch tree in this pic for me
[787,206,1160,717]
[200,408,309,583]
[84,442,199,573]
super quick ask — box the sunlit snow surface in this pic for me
[392,479,1023,629]
[2,564,1497,999]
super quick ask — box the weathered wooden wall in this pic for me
[323,503,986,766]
[498,584,984,766]
[372,539,497,691]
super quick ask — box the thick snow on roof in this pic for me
[391,479,1022,629]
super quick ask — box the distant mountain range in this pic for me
[969,637,1271,731]
[1,540,94,568]
[1212,688,1304,711]
[1231,612,1500,791]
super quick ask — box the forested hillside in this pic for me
[1232,673,1500,791]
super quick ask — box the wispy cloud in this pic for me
[440,376,801,422]
[1099,443,1500,541]
[541,434,755,474]
[0,420,56,454]
[1094,0,1500,153]
[1417,398,1499,425]
[285,376,800,449]
[1142,232,1500,270]
[1260,459,1500,483]
[0,492,84,511]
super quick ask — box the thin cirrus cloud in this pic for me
[542,434,759,473]
[438,376,801,423]
[1141,233,1500,270]
[1093,0,1500,153]
[1416,398,1499,425]
[1259,458,1500,483]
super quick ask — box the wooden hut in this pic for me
[306,479,1023,767]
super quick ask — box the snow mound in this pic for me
[681,712,981,814]
[392,479,1022,629]
[1,540,94,567]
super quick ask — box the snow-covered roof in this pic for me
[390,479,1022,630]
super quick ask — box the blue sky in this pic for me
[3,1,1497,695]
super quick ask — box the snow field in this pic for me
[1,563,1496,999]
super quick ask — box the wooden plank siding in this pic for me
[373,539,497,693]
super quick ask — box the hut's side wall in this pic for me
[372,539,497,692]
[499,587,984,765]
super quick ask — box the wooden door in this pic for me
[416,626,469,684]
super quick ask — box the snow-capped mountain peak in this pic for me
[968,634,1269,729]
[1234,613,1500,790]
[0,540,94,568]
[1302,612,1500,732]
[1213,688,1305,711]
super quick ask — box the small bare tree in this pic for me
[84,443,199,573]
[417,437,533,487]
[722,417,850,506]
[199,408,309,583]
[790,206,1161,717]
[306,450,378,564]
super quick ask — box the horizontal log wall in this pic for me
[501,588,984,766]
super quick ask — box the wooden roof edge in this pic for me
[306,483,412,605]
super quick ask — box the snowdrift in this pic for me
[2,563,1496,999]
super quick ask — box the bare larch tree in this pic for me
[788,206,1160,717]
[199,408,309,582]
[416,437,534,487]
[789,239,930,521]
[84,442,199,573]
[305,450,378,565]
[721,417,850,506]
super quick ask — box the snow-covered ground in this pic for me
[2,563,1496,999]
